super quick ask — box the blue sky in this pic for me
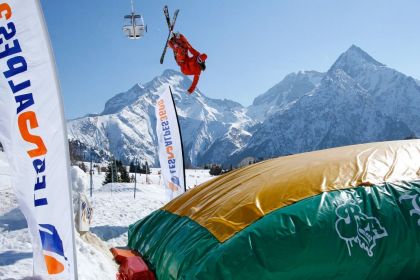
[40,0,420,119]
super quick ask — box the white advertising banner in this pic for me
[0,1,77,279]
[155,87,186,200]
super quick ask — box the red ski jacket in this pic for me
[169,34,207,93]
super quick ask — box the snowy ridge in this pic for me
[68,45,419,167]
[248,70,325,121]
[68,69,255,166]
[229,45,418,164]
[328,45,420,134]
[231,68,412,163]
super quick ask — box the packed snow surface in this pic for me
[0,152,214,279]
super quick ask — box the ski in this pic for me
[163,5,171,29]
[160,8,179,64]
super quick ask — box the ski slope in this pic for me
[0,152,214,279]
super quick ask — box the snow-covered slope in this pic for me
[247,71,324,121]
[0,152,215,279]
[329,45,420,134]
[68,70,256,167]
[69,46,419,167]
[231,69,412,162]
[1,153,118,279]
[230,45,417,163]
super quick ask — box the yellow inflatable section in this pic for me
[165,140,420,241]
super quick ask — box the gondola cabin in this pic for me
[123,13,146,39]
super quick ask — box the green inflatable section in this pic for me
[128,182,420,280]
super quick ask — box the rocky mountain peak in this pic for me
[330,45,385,74]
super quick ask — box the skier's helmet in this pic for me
[197,54,207,71]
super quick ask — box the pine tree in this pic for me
[405,134,418,140]
[145,161,151,174]
[139,163,147,174]
[79,162,87,172]
[129,161,135,173]
[209,164,222,176]
[118,161,130,183]
[103,160,117,185]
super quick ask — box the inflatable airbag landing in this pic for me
[129,140,420,280]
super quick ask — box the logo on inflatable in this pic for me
[399,193,420,226]
[335,202,387,257]
[39,224,68,275]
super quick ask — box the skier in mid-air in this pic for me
[168,32,207,94]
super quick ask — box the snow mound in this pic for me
[71,166,89,193]
[1,151,214,278]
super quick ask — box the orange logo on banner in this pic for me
[44,255,65,274]
[17,111,47,158]
[0,3,12,20]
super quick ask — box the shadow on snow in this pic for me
[0,208,27,231]
[90,225,128,241]
[0,250,32,266]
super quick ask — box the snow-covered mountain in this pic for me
[67,70,255,166]
[247,71,325,121]
[230,45,418,164]
[68,45,419,167]
[330,45,420,133]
